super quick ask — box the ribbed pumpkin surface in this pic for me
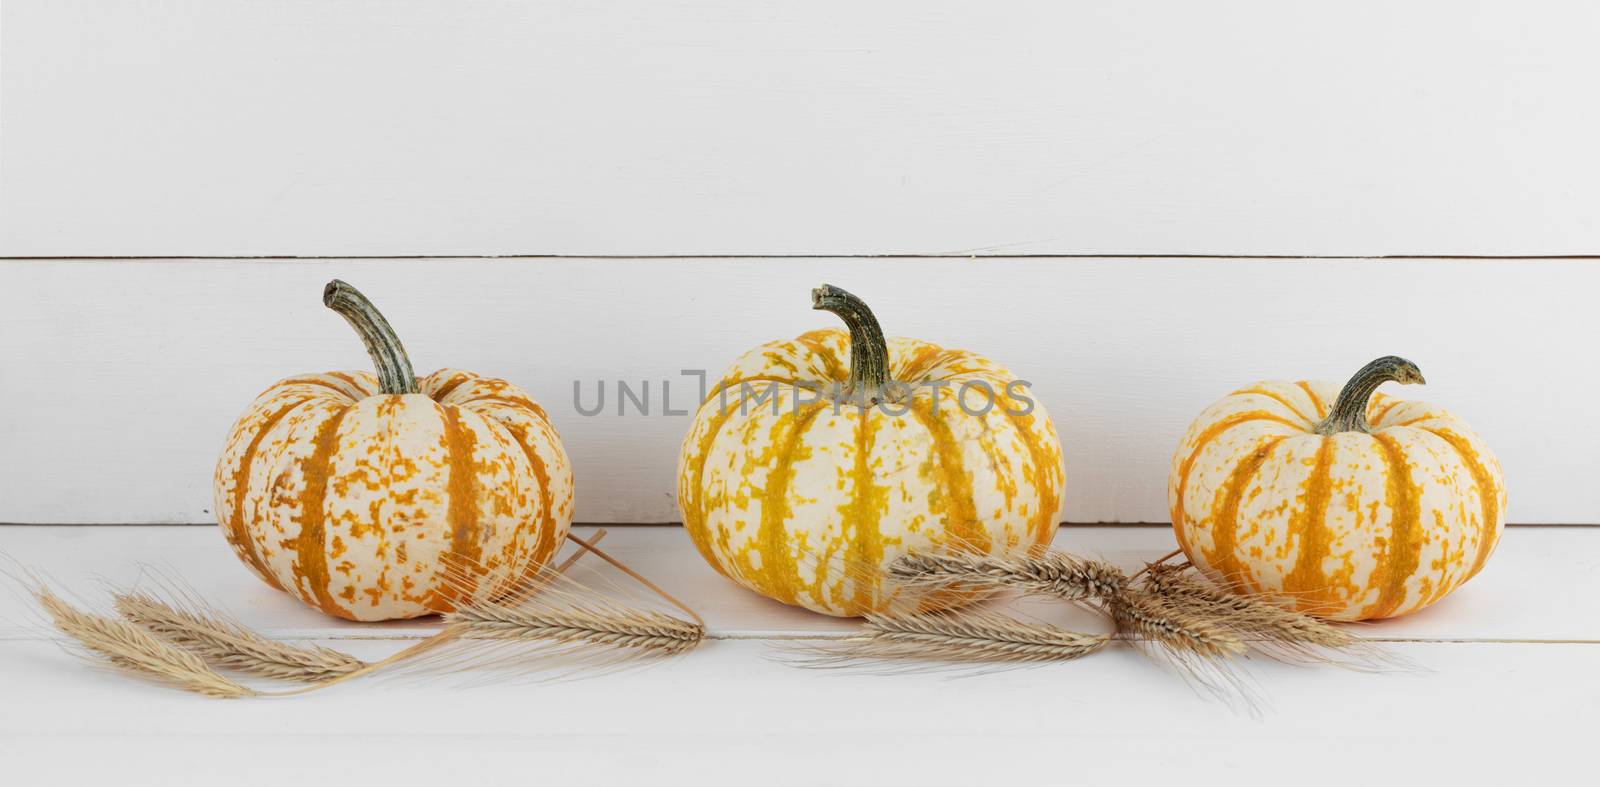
[214,369,573,621]
[1168,380,1504,620]
[677,328,1065,617]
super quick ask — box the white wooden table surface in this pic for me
[1,524,1593,784]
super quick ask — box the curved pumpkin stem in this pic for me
[322,280,420,396]
[812,284,893,405]
[1315,356,1425,435]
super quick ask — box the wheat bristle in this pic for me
[1104,585,1247,657]
[114,592,366,682]
[1139,563,1387,667]
[37,588,256,698]
[446,600,703,655]
[806,607,1110,666]
[887,551,1125,601]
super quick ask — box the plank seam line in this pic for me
[5,254,1600,262]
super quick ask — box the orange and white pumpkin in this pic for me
[1168,356,1504,621]
[677,285,1064,617]
[213,281,573,621]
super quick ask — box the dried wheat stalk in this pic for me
[1101,583,1246,658]
[114,591,366,682]
[1138,562,1385,667]
[34,528,707,697]
[887,548,1245,658]
[36,588,256,698]
[825,608,1111,664]
[888,551,1126,601]
[876,546,1385,680]
[372,535,706,680]
[445,596,702,655]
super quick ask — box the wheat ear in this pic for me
[887,549,1245,658]
[37,587,256,698]
[888,551,1127,600]
[114,591,366,681]
[820,608,1111,665]
[1101,584,1247,658]
[446,596,702,654]
[1140,562,1388,667]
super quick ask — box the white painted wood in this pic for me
[0,524,1594,783]
[0,639,1590,785]
[0,639,1589,785]
[2,258,1593,524]
[2,525,1595,642]
[5,1,1600,257]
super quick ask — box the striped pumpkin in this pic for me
[1168,356,1504,621]
[213,281,573,621]
[677,285,1064,617]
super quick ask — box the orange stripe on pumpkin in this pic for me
[1295,381,1326,420]
[1368,397,1404,427]
[791,331,847,383]
[497,416,561,581]
[910,398,988,554]
[429,371,474,402]
[227,397,306,590]
[464,394,550,423]
[1233,387,1314,425]
[277,375,361,401]
[840,412,886,615]
[995,401,1061,545]
[293,407,351,619]
[680,396,751,579]
[1204,436,1290,593]
[1366,433,1423,618]
[1171,410,1301,555]
[1419,426,1501,580]
[323,371,373,398]
[438,405,483,609]
[1281,437,1337,608]
[754,402,829,606]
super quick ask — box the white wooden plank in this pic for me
[1,258,1593,524]
[5,1,1600,256]
[0,638,1590,784]
[3,525,1596,642]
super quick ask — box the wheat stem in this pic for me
[567,533,706,628]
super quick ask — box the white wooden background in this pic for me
[4,1,1600,257]
[2,258,1596,524]
[3,1,1598,526]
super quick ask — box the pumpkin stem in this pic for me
[322,280,420,395]
[811,284,893,405]
[1315,356,1425,435]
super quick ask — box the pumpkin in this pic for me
[1168,356,1504,621]
[676,284,1065,617]
[213,281,573,621]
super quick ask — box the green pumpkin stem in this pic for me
[811,284,892,405]
[322,280,420,395]
[1315,356,1425,435]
